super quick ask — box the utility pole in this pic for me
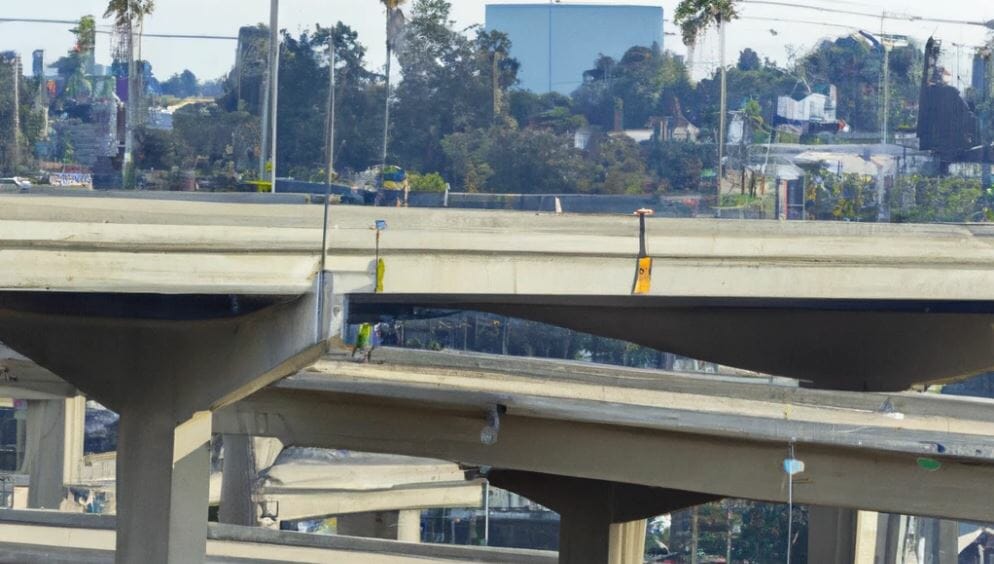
[492,50,503,123]
[9,55,20,172]
[717,16,727,208]
[258,57,269,180]
[268,0,280,192]
[325,36,336,185]
[123,4,136,188]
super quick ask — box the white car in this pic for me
[0,177,32,191]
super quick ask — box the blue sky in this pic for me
[2,0,991,87]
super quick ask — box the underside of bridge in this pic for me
[348,294,994,391]
[0,288,331,564]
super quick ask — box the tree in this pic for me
[408,171,447,192]
[737,47,760,71]
[734,503,807,562]
[573,47,692,130]
[674,0,738,47]
[161,70,199,98]
[588,135,649,194]
[391,0,519,172]
[271,24,383,177]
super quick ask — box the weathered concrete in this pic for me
[20,396,85,509]
[216,350,994,522]
[0,280,332,563]
[0,343,77,400]
[6,195,994,389]
[488,469,715,564]
[0,510,556,563]
[397,509,421,543]
[72,446,483,534]
[807,507,880,564]
[218,434,257,527]
[608,520,647,564]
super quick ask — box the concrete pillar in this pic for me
[22,395,85,509]
[807,506,878,564]
[116,408,212,564]
[560,508,612,564]
[608,519,647,564]
[930,519,958,564]
[219,436,283,527]
[397,509,421,543]
[219,434,256,526]
[486,470,716,564]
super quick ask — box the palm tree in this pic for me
[104,0,155,188]
[675,0,738,206]
[379,0,406,180]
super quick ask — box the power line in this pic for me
[0,17,236,40]
[0,18,77,25]
[95,31,237,41]
[741,16,862,33]
[739,0,994,30]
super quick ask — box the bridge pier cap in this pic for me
[0,275,333,564]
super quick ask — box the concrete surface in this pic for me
[216,348,994,523]
[0,510,556,563]
[5,195,994,389]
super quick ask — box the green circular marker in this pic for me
[917,457,942,472]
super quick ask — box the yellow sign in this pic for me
[633,257,653,295]
[375,258,385,293]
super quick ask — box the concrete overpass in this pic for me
[0,510,555,564]
[4,194,994,391]
[3,193,994,562]
[216,347,994,561]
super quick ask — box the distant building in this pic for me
[485,3,664,94]
[776,86,839,130]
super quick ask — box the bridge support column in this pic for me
[220,436,284,527]
[397,509,421,543]
[22,395,85,509]
[487,469,718,564]
[117,408,212,564]
[609,520,648,564]
[807,506,879,564]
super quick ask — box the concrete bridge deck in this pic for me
[3,193,994,561]
[0,510,555,564]
[217,348,994,524]
[3,194,994,390]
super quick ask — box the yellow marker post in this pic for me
[373,220,387,293]
[632,208,654,295]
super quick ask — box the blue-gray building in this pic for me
[485,3,664,94]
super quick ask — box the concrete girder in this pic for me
[258,481,484,525]
[9,194,994,390]
[0,343,77,400]
[348,294,994,392]
[215,383,994,523]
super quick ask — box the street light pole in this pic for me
[268,0,280,192]
[326,37,336,185]
[123,3,136,188]
[718,15,727,208]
